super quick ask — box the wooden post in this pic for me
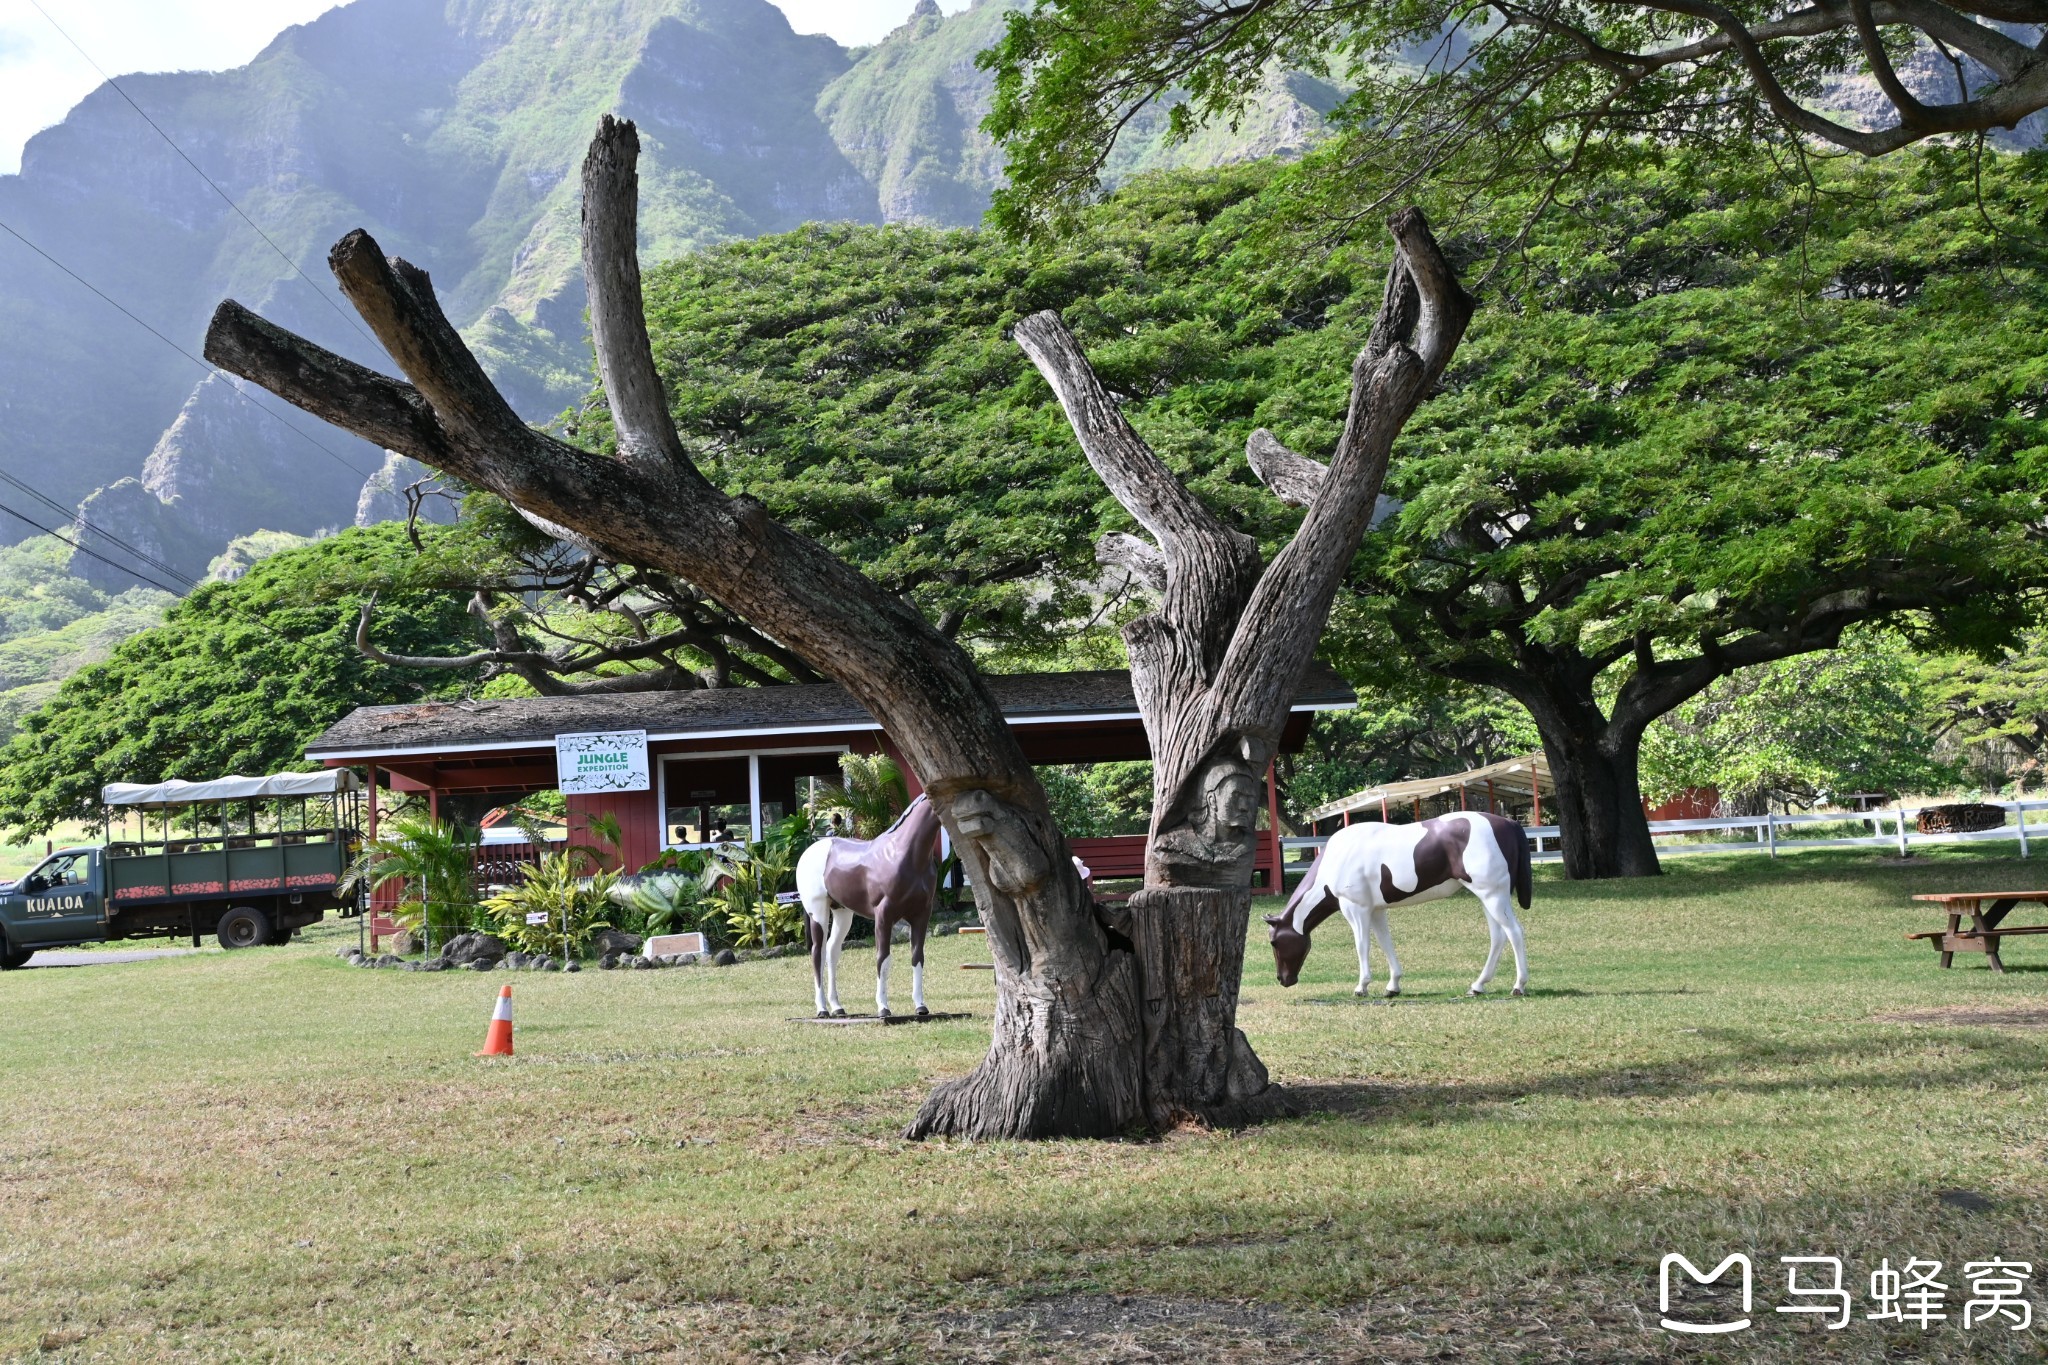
[1531,765,1542,827]
[1263,762,1284,892]
[1896,802,1910,856]
[1342,807,1351,827]
[1381,795,1388,822]
[1412,797,1421,822]
[2016,799,2029,859]
[366,766,381,953]
[1766,811,1777,857]
[1487,778,1495,813]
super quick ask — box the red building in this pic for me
[308,667,1353,941]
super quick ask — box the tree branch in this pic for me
[1096,531,1167,591]
[582,115,700,479]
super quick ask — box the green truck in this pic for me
[0,771,363,969]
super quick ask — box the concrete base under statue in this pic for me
[788,1011,974,1026]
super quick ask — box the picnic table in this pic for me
[1907,892,2048,972]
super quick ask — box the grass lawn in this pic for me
[4,846,2047,1361]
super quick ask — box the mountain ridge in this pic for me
[0,0,1336,590]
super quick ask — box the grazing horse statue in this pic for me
[1267,811,1533,997]
[797,794,944,1018]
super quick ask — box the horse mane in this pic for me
[874,793,929,838]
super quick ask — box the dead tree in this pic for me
[202,117,1470,1139]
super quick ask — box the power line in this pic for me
[0,497,189,596]
[0,469,198,591]
[0,214,376,481]
[25,0,386,357]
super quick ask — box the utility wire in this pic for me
[25,0,386,357]
[0,214,376,481]
[0,468,198,590]
[0,497,189,596]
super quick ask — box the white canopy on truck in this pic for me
[102,770,361,808]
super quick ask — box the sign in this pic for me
[524,911,550,926]
[555,730,650,795]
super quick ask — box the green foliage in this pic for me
[703,815,814,950]
[977,0,2046,247]
[1641,632,1957,812]
[610,865,712,940]
[485,850,618,960]
[345,814,485,945]
[1035,765,1112,838]
[595,165,1312,661]
[806,753,911,839]
[0,526,476,836]
[1078,761,1154,835]
[1917,630,2048,793]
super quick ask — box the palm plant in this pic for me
[806,753,908,838]
[342,813,483,948]
[702,820,810,948]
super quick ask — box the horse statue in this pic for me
[797,793,944,1018]
[1267,811,1533,997]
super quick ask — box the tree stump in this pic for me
[1127,887,1297,1128]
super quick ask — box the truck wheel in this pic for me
[0,940,31,970]
[216,906,271,950]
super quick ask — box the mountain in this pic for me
[0,0,1336,590]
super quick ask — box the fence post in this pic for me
[1766,812,1777,857]
[1896,803,1909,857]
[2017,800,2030,859]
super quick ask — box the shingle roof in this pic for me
[306,663,1356,760]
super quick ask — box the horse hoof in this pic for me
[878,1008,893,1019]
[916,1006,929,1016]
[832,1008,846,1018]
[1384,989,1400,999]
[1512,987,1527,997]
[816,1010,828,1019]
[1353,987,1367,998]
[1468,988,1484,997]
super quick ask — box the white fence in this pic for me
[1281,799,2048,867]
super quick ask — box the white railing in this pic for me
[1281,799,2048,866]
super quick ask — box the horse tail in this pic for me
[1503,815,1533,910]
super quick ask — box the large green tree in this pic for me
[1325,152,2048,875]
[0,527,474,835]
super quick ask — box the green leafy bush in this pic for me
[484,849,618,959]
[343,813,485,945]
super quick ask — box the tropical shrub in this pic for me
[806,753,907,838]
[344,813,485,945]
[484,848,618,959]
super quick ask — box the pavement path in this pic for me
[21,948,198,968]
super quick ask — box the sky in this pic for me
[0,0,969,175]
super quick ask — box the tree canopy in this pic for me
[980,0,2048,240]
[1324,149,2048,872]
[0,526,474,835]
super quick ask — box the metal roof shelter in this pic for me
[1306,752,1551,827]
[103,770,362,808]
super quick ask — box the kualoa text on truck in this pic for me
[0,771,362,969]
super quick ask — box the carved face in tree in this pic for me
[1192,764,1260,845]
[947,787,1051,897]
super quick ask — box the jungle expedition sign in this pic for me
[555,730,650,795]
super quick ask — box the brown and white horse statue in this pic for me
[797,794,944,1017]
[1267,811,1533,997]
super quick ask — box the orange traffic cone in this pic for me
[477,984,514,1056]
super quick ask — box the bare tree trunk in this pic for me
[1537,725,1663,880]
[1008,220,1472,1127]
[201,116,1470,1139]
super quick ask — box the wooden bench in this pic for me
[1908,892,2048,973]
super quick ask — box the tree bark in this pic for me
[1536,723,1663,880]
[201,116,1472,1139]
